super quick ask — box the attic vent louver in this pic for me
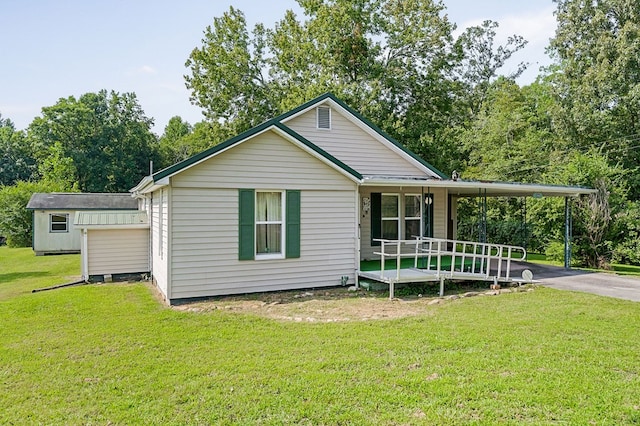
[317,106,331,129]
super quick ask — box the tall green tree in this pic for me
[548,0,640,196]
[461,78,556,183]
[0,115,36,186]
[28,90,159,192]
[185,1,527,175]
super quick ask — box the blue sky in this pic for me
[0,0,556,134]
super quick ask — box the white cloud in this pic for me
[138,65,158,75]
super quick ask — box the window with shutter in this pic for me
[238,189,301,260]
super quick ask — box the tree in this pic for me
[548,0,640,197]
[461,78,556,183]
[158,116,193,167]
[529,149,628,268]
[28,90,159,192]
[0,180,65,247]
[38,142,79,191]
[185,1,527,176]
[455,20,528,116]
[0,115,36,186]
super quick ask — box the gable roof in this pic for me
[277,93,448,179]
[133,117,364,194]
[27,193,137,210]
[132,94,447,194]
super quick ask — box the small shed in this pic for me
[26,193,138,255]
[74,210,150,282]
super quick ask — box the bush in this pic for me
[0,181,62,247]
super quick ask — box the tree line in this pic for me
[1,0,639,268]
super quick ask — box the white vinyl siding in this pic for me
[169,188,356,299]
[166,133,358,300]
[151,188,169,297]
[86,229,149,275]
[171,130,353,191]
[285,106,428,177]
[360,187,448,260]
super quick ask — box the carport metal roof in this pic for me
[361,176,596,197]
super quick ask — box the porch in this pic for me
[357,236,531,298]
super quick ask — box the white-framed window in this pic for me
[404,194,422,240]
[317,106,331,129]
[255,191,284,259]
[381,193,399,240]
[50,213,69,233]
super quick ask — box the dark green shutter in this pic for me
[371,192,381,246]
[238,189,255,260]
[285,190,301,258]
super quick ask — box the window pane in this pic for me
[256,192,281,222]
[381,195,398,218]
[256,224,282,254]
[405,219,420,240]
[382,220,398,239]
[50,214,68,232]
[405,195,421,218]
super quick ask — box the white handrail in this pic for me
[372,237,526,283]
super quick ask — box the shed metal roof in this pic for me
[74,210,149,229]
[27,193,137,210]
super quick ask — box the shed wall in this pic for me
[86,228,149,275]
[32,210,81,254]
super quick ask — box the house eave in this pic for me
[361,176,596,197]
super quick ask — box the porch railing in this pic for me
[373,236,527,284]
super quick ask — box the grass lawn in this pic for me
[2,247,640,424]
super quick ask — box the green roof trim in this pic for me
[147,93,443,185]
[273,122,362,180]
[151,118,362,183]
[152,119,277,181]
[276,92,449,179]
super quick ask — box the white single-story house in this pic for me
[26,193,138,255]
[129,93,594,304]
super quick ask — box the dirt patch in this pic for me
[172,285,536,322]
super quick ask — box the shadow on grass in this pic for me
[0,271,50,282]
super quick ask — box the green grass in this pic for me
[2,247,640,424]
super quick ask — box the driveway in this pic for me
[510,261,640,302]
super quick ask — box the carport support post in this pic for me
[564,197,572,269]
[478,189,487,243]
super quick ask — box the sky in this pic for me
[0,0,557,134]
